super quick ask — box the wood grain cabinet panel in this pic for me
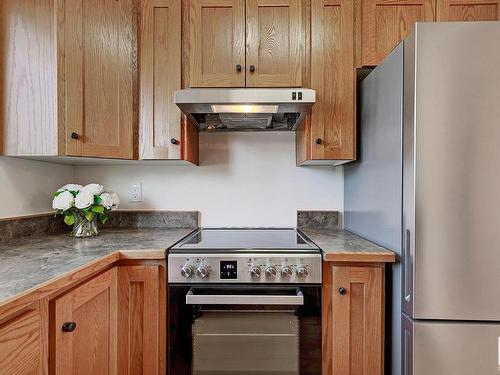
[187,0,246,87]
[437,0,500,20]
[0,301,49,375]
[117,265,166,375]
[246,0,303,87]
[52,269,118,375]
[59,0,137,159]
[296,0,355,165]
[322,263,385,375]
[0,1,59,156]
[139,0,184,160]
[360,0,436,67]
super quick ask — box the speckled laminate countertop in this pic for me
[301,228,396,263]
[0,228,194,304]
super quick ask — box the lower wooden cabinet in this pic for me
[322,263,385,375]
[52,268,118,375]
[117,265,166,375]
[0,300,48,375]
[49,263,166,375]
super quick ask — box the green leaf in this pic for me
[95,196,102,205]
[54,191,62,197]
[85,211,94,221]
[91,205,104,214]
[100,216,108,224]
[64,214,75,226]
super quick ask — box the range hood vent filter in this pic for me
[174,88,316,131]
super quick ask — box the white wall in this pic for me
[0,157,74,218]
[75,132,343,226]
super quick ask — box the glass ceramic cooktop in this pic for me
[170,228,319,252]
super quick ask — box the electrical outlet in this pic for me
[128,183,142,203]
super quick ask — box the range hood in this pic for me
[174,88,315,131]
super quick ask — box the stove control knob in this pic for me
[281,266,293,279]
[196,265,210,279]
[181,264,194,278]
[266,266,277,280]
[250,266,261,280]
[296,266,309,279]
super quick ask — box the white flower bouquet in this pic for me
[52,183,119,237]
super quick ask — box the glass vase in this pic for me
[71,212,99,238]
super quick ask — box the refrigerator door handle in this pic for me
[404,229,412,303]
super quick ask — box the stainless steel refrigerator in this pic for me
[344,22,500,375]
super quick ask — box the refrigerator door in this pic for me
[403,22,500,320]
[403,315,500,375]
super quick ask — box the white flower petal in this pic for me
[75,191,94,209]
[81,183,104,196]
[52,191,74,211]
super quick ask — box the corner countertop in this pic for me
[301,228,396,263]
[0,228,194,306]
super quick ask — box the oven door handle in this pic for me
[185,290,304,306]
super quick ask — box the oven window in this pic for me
[193,310,299,375]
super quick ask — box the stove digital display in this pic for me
[220,261,238,279]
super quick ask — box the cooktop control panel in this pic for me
[168,253,322,284]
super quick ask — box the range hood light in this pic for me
[211,104,279,114]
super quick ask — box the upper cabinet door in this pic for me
[246,0,303,87]
[187,0,246,87]
[139,0,182,159]
[437,0,500,21]
[309,0,355,162]
[60,0,136,159]
[361,0,436,67]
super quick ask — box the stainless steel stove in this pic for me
[167,228,322,375]
[168,227,322,284]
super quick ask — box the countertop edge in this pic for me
[0,248,167,321]
[322,251,396,263]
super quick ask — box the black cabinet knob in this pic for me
[315,138,322,145]
[70,132,79,140]
[170,138,178,145]
[249,65,256,72]
[338,287,347,296]
[236,64,242,72]
[62,322,77,332]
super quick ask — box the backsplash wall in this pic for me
[75,132,343,226]
[0,157,74,218]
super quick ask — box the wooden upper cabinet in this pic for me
[52,269,118,375]
[246,0,303,87]
[139,0,182,160]
[59,0,136,159]
[437,0,500,20]
[296,0,355,165]
[360,0,436,67]
[187,0,246,87]
[323,263,385,375]
[0,301,48,375]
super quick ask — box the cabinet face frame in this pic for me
[245,0,303,87]
[360,0,436,67]
[187,0,246,87]
[57,0,136,159]
[437,0,500,21]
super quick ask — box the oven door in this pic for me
[168,285,321,375]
